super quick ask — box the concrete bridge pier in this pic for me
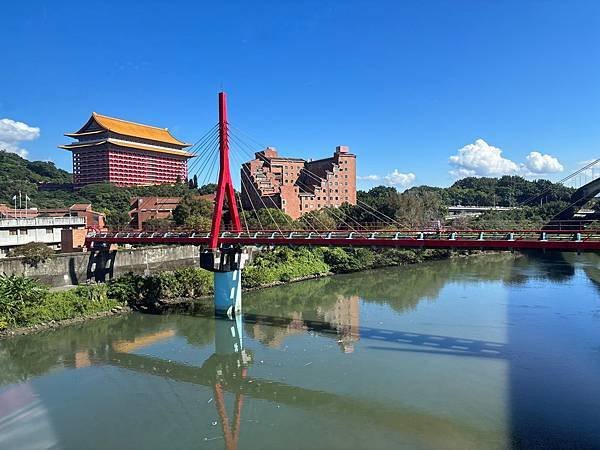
[200,245,251,317]
[214,269,242,317]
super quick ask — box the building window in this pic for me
[20,229,28,235]
[46,228,54,234]
[9,229,17,236]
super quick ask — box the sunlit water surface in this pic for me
[1,253,599,449]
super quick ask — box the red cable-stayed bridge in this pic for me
[85,92,600,254]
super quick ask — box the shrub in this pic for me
[242,248,329,287]
[25,290,118,324]
[0,274,48,326]
[174,268,213,297]
[7,242,54,267]
[107,272,145,305]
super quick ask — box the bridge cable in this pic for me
[227,128,361,229]
[232,147,288,233]
[230,154,266,231]
[519,158,600,207]
[229,129,388,231]
[229,134,338,234]
[232,150,290,232]
[230,149,325,235]
[187,125,221,175]
[235,190,250,233]
[228,123,401,229]
[136,127,220,231]
[229,143,283,233]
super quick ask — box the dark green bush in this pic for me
[7,242,54,267]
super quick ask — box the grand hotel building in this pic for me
[60,113,193,187]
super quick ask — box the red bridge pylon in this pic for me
[209,92,242,250]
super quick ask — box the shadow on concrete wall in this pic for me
[86,250,117,283]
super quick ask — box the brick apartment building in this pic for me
[240,146,356,219]
[60,112,193,187]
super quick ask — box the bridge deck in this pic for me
[86,229,600,251]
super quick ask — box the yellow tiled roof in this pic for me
[59,138,195,158]
[68,112,190,147]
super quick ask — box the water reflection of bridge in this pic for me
[105,312,507,450]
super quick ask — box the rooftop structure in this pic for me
[240,146,356,219]
[60,113,193,187]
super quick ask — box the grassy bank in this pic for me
[0,247,452,333]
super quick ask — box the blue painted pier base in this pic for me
[214,269,242,317]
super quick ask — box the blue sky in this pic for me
[1,0,599,189]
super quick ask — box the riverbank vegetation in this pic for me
[0,246,452,332]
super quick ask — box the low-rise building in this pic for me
[129,197,182,230]
[0,216,86,257]
[128,194,215,229]
[39,203,106,229]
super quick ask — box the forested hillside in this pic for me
[0,151,194,227]
[0,150,578,230]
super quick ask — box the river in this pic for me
[1,253,599,449]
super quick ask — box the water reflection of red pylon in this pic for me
[213,367,247,450]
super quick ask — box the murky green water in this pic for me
[1,253,600,449]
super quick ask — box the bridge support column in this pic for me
[214,269,242,317]
[200,245,251,317]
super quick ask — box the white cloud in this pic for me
[384,170,416,188]
[449,138,564,178]
[0,118,41,158]
[449,139,519,177]
[525,151,563,174]
[357,170,416,188]
[357,174,381,181]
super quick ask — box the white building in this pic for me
[0,216,86,257]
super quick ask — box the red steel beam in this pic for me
[85,235,600,252]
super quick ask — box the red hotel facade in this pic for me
[60,113,193,187]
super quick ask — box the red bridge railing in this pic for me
[86,228,600,252]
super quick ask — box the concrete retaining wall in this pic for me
[0,246,199,287]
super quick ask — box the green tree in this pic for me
[197,183,217,195]
[173,195,213,227]
[297,208,337,230]
[7,242,54,267]
[106,210,131,230]
[143,218,174,231]
[244,208,294,230]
